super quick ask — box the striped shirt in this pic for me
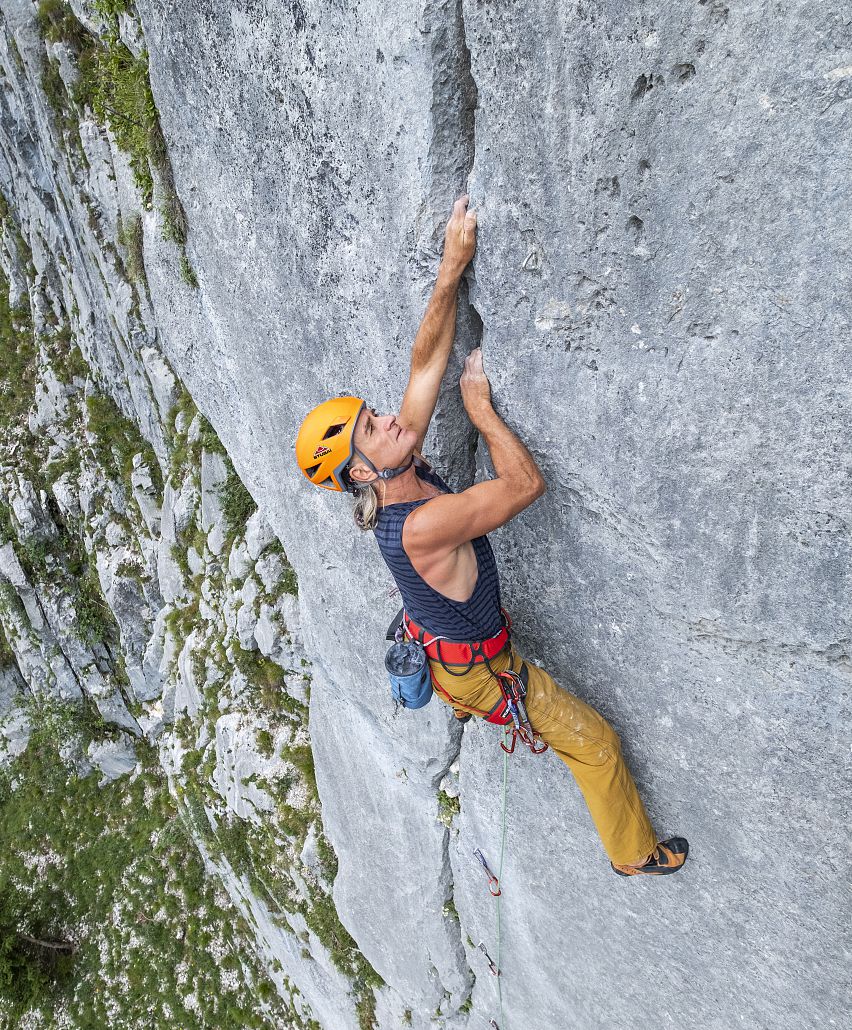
[373,459,504,641]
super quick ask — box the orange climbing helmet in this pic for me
[295,396,365,493]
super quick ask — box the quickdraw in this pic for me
[478,941,501,976]
[473,848,501,896]
[495,669,549,756]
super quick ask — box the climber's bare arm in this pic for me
[399,195,477,452]
[405,349,546,550]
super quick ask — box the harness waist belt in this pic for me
[403,612,510,666]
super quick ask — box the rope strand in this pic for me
[495,732,510,1028]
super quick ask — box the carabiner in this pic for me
[473,848,502,897]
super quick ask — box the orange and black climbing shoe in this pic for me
[611,837,689,877]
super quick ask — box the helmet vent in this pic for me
[322,423,346,440]
[305,464,321,478]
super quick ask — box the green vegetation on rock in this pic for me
[437,789,461,827]
[116,211,147,290]
[219,458,258,541]
[0,700,306,1030]
[0,246,373,1025]
[34,0,197,286]
[15,518,119,651]
[0,270,37,437]
[85,391,164,501]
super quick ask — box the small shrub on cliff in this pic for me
[437,790,461,827]
[315,831,339,883]
[0,622,14,669]
[280,744,317,801]
[116,212,147,289]
[280,559,299,596]
[219,461,258,541]
[75,569,115,648]
[255,729,274,757]
[92,0,134,18]
[0,271,37,435]
[179,251,199,288]
[85,392,164,499]
[355,990,377,1030]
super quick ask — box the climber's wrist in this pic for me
[437,259,465,287]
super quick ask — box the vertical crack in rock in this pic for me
[422,0,482,491]
[424,0,477,222]
[453,0,483,360]
[433,725,475,1014]
[421,0,480,1012]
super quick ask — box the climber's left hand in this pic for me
[442,194,477,275]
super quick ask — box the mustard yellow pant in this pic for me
[428,643,657,867]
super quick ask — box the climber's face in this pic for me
[348,406,415,485]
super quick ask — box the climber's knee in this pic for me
[597,713,623,755]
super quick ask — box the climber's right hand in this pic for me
[442,194,477,275]
[460,348,492,422]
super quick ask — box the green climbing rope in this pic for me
[495,728,511,1029]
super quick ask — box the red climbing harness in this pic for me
[403,609,514,725]
[402,609,549,754]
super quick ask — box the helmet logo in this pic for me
[313,445,332,459]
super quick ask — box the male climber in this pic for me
[295,195,688,876]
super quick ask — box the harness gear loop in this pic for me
[494,668,549,756]
[402,609,550,755]
[402,610,514,723]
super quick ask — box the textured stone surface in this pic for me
[0,0,848,1026]
[130,1,850,1026]
[454,3,852,1026]
[87,732,138,786]
[0,663,29,765]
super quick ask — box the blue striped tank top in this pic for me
[372,459,503,641]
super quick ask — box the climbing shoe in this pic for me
[611,837,689,877]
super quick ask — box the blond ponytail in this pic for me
[352,482,381,531]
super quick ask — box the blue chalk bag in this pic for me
[385,608,433,710]
[385,639,432,709]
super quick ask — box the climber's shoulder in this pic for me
[404,477,544,553]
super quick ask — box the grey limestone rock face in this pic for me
[210,711,279,824]
[134,1,849,1026]
[199,448,229,533]
[87,732,138,786]
[0,663,29,765]
[452,3,851,1026]
[124,0,850,1025]
[0,0,848,1027]
[310,661,472,1015]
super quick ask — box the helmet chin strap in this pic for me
[351,447,425,484]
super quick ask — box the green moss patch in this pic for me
[85,391,164,501]
[0,702,305,1029]
[35,1,198,286]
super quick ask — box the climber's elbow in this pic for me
[514,473,546,508]
[530,475,547,501]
